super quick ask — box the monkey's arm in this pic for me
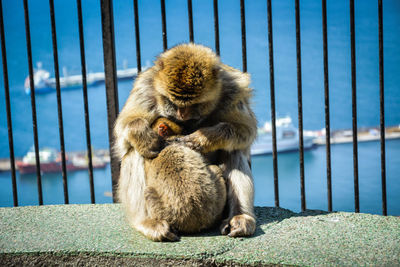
[114,72,163,159]
[181,102,257,153]
[115,115,163,159]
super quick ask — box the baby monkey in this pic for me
[139,117,226,241]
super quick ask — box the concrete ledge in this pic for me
[0,204,399,266]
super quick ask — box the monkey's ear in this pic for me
[155,58,164,70]
[212,64,222,78]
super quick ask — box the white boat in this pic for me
[24,62,142,95]
[21,147,58,164]
[251,116,315,156]
[24,65,53,94]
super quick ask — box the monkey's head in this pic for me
[153,43,222,122]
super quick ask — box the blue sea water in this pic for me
[0,0,399,215]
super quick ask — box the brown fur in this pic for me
[128,117,226,241]
[115,43,257,241]
[144,145,226,235]
[154,44,221,106]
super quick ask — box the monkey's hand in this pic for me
[174,121,256,153]
[126,118,164,159]
[172,132,206,152]
[174,123,235,153]
[220,214,256,237]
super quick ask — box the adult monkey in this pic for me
[115,43,257,240]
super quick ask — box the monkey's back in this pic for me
[144,144,226,233]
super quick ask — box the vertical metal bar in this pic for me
[49,0,69,204]
[267,0,279,207]
[100,0,120,202]
[378,0,387,216]
[350,0,359,213]
[240,0,247,72]
[77,0,95,204]
[322,0,332,212]
[295,0,306,212]
[0,0,18,206]
[160,0,167,51]
[213,0,220,56]
[23,0,43,205]
[133,0,141,73]
[187,0,194,42]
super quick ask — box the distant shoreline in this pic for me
[313,125,400,145]
[1,126,399,172]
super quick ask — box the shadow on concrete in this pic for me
[184,207,332,240]
[251,206,332,238]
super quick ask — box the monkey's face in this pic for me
[156,94,217,122]
[153,44,222,123]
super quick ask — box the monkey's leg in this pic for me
[207,165,227,217]
[208,164,226,189]
[219,151,256,237]
[139,186,180,242]
[135,218,179,242]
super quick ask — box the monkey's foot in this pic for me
[137,219,180,242]
[158,123,170,138]
[220,214,256,237]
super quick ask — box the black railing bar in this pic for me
[240,0,247,72]
[0,0,18,206]
[295,0,306,212]
[23,0,43,205]
[133,0,141,73]
[100,0,120,202]
[49,0,69,204]
[187,0,194,42]
[378,0,387,216]
[267,0,279,207]
[213,0,220,56]
[160,0,167,51]
[350,0,359,213]
[322,0,332,212]
[77,0,95,204]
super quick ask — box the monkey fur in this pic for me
[115,43,257,241]
[141,117,226,241]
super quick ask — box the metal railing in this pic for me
[0,0,388,216]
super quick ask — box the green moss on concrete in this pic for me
[1,204,399,266]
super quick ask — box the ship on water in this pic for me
[24,62,142,94]
[251,116,315,156]
[16,147,106,174]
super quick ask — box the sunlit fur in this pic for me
[115,43,257,241]
[154,44,222,107]
[118,117,226,241]
[145,145,226,240]
[144,118,226,240]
